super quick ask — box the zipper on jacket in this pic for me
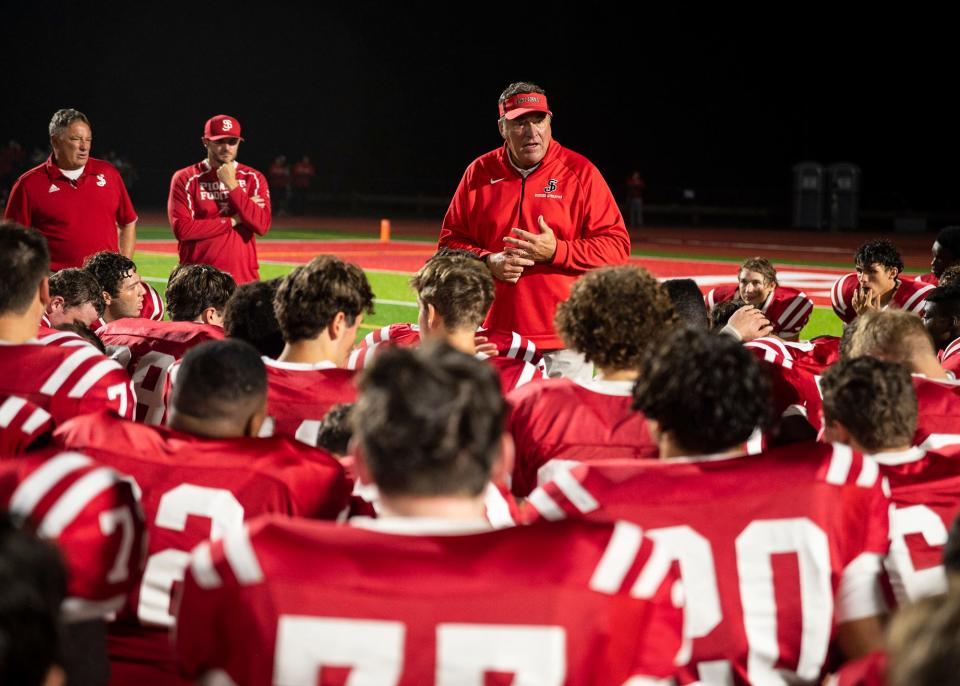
[517,176,526,230]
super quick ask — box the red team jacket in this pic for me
[97,319,224,424]
[3,156,138,270]
[0,340,135,424]
[438,141,630,349]
[506,377,659,497]
[706,283,815,338]
[0,450,147,622]
[830,273,934,324]
[167,160,271,283]
[54,410,350,686]
[175,515,684,686]
[526,442,891,686]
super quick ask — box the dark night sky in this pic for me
[5,4,957,214]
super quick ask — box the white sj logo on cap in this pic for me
[222,120,233,131]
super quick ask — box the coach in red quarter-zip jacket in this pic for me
[168,115,271,284]
[439,82,630,379]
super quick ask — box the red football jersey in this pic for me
[139,281,165,321]
[506,377,658,498]
[36,326,93,348]
[706,284,814,337]
[831,273,934,324]
[54,410,350,686]
[745,335,841,376]
[743,338,824,433]
[526,442,891,686]
[0,450,147,622]
[917,272,939,286]
[261,358,358,447]
[175,515,684,686]
[97,319,224,424]
[912,375,960,452]
[0,394,54,453]
[868,447,960,605]
[351,323,545,370]
[0,340,135,423]
[824,651,887,686]
[938,336,960,375]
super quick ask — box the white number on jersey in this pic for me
[886,504,949,604]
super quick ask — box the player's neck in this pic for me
[278,339,342,367]
[659,432,741,461]
[444,329,476,355]
[878,281,898,308]
[596,367,638,382]
[376,494,488,521]
[912,354,950,381]
[0,313,40,344]
[167,411,248,440]
[866,443,914,455]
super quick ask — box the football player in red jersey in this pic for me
[922,284,960,374]
[917,225,960,286]
[507,266,673,497]
[821,356,960,606]
[527,328,890,685]
[0,394,54,453]
[41,268,104,331]
[82,251,146,326]
[409,254,542,392]
[0,512,67,686]
[98,264,236,424]
[705,257,814,340]
[832,239,934,324]
[846,309,960,451]
[262,255,374,446]
[54,339,349,686]
[174,342,683,686]
[0,223,135,423]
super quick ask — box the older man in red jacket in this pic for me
[438,82,630,381]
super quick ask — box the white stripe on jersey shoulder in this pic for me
[526,488,567,521]
[0,396,28,427]
[508,331,522,358]
[855,455,880,487]
[482,483,516,529]
[39,467,119,537]
[589,520,644,594]
[776,291,806,325]
[222,526,265,586]
[9,452,93,516]
[22,406,52,433]
[920,434,960,451]
[514,361,539,388]
[67,358,124,398]
[552,468,600,515]
[902,282,936,313]
[781,298,814,333]
[825,443,854,485]
[39,346,102,395]
[867,446,926,465]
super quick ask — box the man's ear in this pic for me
[48,294,66,312]
[821,418,852,446]
[200,307,223,326]
[352,440,373,486]
[426,303,442,332]
[498,119,507,141]
[244,397,268,438]
[37,277,50,307]
[490,432,515,485]
[327,311,347,340]
[102,289,113,306]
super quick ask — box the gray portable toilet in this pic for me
[828,162,861,230]
[792,161,824,229]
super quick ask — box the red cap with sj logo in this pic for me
[498,93,552,120]
[203,115,244,141]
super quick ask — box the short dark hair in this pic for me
[316,403,354,457]
[936,226,960,258]
[662,278,709,330]
[53,323,106,354]
[223,279,285,358]
[940,265,960,288]
[820,357,917,452]
[0,223,49,315]
[633,328,771,454]
[925,284,960,312]
[855,239,904,273]
[0,511,67,686]
[739,257,778,286]
[411,255,494,331]
[49,108,90,139]
[49,268,105,316]
[353,342,505,497]
[274,256,374,343]
[166,264,237,322]
[556,266,677,370]
[171,339,266,420]
[710,299,745,330]
[83,252,137,298]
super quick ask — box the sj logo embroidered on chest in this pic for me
[534,178,563,200]
[96,174,107,187]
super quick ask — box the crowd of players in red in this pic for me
[5,221,960,685]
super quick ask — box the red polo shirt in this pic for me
[3,156,137,271]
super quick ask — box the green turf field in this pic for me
[135,225,844,340]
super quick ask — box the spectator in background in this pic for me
[3,109,138,269]
[268,155,291,215]
[625,169,646,227]
[291,154,315,215]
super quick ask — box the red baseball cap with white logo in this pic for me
[498,93,552,120]
[203,114,244,141]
